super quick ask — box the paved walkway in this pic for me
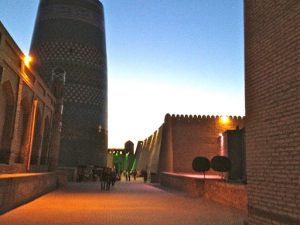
[0,179,246,225]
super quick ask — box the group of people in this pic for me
[123,169,137,181]
[123,169,148,182]
[98,167,117,191]
[77,166,149,189]
[76,166,118,191]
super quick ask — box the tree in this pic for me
[192,157,210,179]
[211,156,231,179]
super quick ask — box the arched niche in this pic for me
[40,116,51,165]
[15,96,31,163]
[0,80,15,164]
[30,107,42,165]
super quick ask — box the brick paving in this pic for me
[0,179,246,225]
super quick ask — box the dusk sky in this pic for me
[0,0,245,148]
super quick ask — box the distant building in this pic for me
[107,141,135,174]
[30,0,108,167]
[124,140,134,155]
[106,148,123,169]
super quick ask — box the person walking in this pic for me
[133,169,137,181]
[141,169,147,183]
[126,170,131,181]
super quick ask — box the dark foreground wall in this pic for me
[30,0,108,167]
[245,1,300,224]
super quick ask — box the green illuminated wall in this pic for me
[111,152,135,173]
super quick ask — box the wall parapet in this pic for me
[165,113,244,123]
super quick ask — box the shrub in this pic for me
[192,156,210,179]
[211,156,231,172]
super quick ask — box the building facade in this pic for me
[107,141,135,174]
[30,0,108,167]
[0,22,61,173]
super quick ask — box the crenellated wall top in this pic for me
[164,113,245,123]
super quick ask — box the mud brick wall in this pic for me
[137,114,245,178]
[245,1,300,224]
[204,181,247,213]
[163,114,244,175]
[160,172,247,212]
[160,172,205,197]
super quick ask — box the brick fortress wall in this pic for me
[136,114,244,178]
[160,114,244,175]
[136,126,163,182]
[245,1,300,224]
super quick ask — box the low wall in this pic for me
[0,172,66,215]
[204,181,247,213]
[160,172,247,212]
[160,172,206,197]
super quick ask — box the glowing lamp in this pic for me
[24,55,32,68]
[220,116,229,124]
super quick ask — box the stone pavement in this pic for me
[0,178,246,225]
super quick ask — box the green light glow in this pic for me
[131,159,136,171]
